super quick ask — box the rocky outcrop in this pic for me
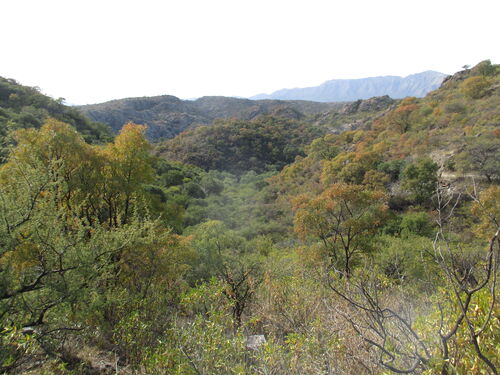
[440,70,470,88]
[340,95,395,114]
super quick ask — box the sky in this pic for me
[1,0,499,105]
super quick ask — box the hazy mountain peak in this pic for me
[251,71,447,102]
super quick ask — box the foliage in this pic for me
[0,120,192,372]
[186,221,264,326]
[473,59,497,77]
[293,184,388,276]
[386,97,418,133]
[0,77,112,161]
[461,76,492,99]
[401,158,439,205]
[157,116,323,174]
[454,132,500,182]
[1,60,499,374]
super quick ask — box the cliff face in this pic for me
[251,71,446,102]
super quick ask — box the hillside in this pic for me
[156,95,397,174]
[156,116,324,175]
[1,61,498,375]
[251,70,446,102]
[78,96,343,140]
[269,60,499,200]
[0,77,113,159]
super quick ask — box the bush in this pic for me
[401,158,439,205]
[461,76,491,99]
[400,211,434,237]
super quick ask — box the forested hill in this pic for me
[78,71,445,141]
[0,77,113,157]
[158,61,499,180]
[251,70,446,102]
[0,60,499,375]
[78,96,344,140]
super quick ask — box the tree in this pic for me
[0,154,142,371]
[401,158,439,205]
[474,59,496,77]
[293,184,388,277]
[386,98,418,134]
[326,185,499,374]
[94,123,154,227]
[0,119,186,371]
[461,76,491,99]
[106,123,154,224]
[187,221,262,327]
[455,134,499,182]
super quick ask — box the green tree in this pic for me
[455,134,499,182]
[0,154,140,371]
[401,158,439,205]
[293,184,388,277]
[474,59,497,77]
[187,221,262,327]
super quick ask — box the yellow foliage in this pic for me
[471,185,500,240]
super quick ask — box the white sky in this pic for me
[1,0,499,105]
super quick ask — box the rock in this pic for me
[328,119,365,134]
[440,70,470,88]
[358,95,395,112]
[246,335,266,351]
[340,95,394,114]
[21,327,35,335]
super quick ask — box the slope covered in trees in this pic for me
[0,61,499,375]
[156,116,324,174]
[79,95,342,140]
[0,77,113,159]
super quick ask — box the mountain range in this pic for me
[78,70,446,140]
[251,71,446,102]
[78,96,345,140]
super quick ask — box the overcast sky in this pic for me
[2,0,499,104]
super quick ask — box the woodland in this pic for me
[0,60,499,374]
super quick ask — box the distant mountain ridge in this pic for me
[78,96,344,140]
[78,71,447,141]
[251,71,447,102]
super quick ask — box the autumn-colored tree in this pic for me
[461,76,491,99]
[98,123,154,226]
[0,119,194,371]
[2,119,101,221]
[321,150,382,185]
[0,150,154,371]
[293,184,388,277]
[386,97,418,133]
[471,185,500,240]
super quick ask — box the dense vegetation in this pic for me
[157,116,324,174]
[79,96,342,141]
[0,61,499,375]
[0,77,113,161]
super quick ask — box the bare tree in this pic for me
[432,186,498,375]
[326,183,498,374]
